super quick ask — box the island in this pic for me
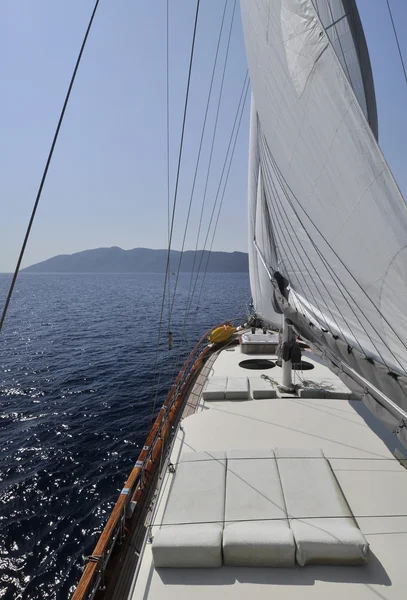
[21,247,249,273]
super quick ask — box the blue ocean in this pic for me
[0,272,250,599]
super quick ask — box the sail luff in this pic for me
[248,94,282,327]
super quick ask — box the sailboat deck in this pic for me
[129,342,407,600]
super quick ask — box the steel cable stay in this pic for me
[266,145,407,376]
[148,0,231,423]
[166,0,171,336]
[167,82,249,398]
[0,0,101,334]
[167,0,229,329]
[184,75,249,341]
[265,142,402,374]
[385,0,407,86]
[166,76,250,401]
[184,0,238,315]
[193,82,251,326]
[184,71,249,333]
[148,0,201,424]
[192,113,249,330]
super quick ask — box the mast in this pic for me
[280,316,295,391]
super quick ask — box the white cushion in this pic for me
[276,447,369,565]
[223,449,294,566]
[223,521,294,567]
[291,518,369,566]
[249,377,277,399]
[152,451,226,568]
[276,447,347,518]
[225,377,249,400]
[152,524,223,568]
[202,377,227,400]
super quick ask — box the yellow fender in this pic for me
[209,324,236,344]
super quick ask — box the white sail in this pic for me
[242,0,407,421]
[248,95,282,327]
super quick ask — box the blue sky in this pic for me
[0,0,406,272]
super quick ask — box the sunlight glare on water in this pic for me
[0,272,249,599]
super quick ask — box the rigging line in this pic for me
[0,0,101,335]
[168,76,250,390]
[259,143,338,338]
[324,12,349,32]
[166,0,171,334]
[265,160,370,361]
[260,132,368,354]
[185,70,249,325]
[310,235,403,374]
[385,0,407,85]
[151,512,407,528]
[167,0,229,325]
[170,77,249,384]
[184,72,249,339]
[260,140,335,335]
[149,0,229,417]
[184,0,237,313]
[267,151,407,375]
[148,0,201,423]
[271,117,407,359]
[264,137,397,369]
[266,147,407,376]
[193,81,250,319]
[262,134,380,364]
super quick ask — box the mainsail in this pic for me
[242,0,407,441]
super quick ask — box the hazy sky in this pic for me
[1,0,406,272]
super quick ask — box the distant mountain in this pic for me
[21,247,249,273]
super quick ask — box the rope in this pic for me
[151,512,407,529]
[148,0,201,423]
[260,373,279,387]
[167,454,404,466]
[385,0,407,85]
[0,0,101,334]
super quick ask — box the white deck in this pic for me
[129,340,407,600]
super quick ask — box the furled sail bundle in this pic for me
[242,0,407,442]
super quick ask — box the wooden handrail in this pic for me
[72,324,225,600]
